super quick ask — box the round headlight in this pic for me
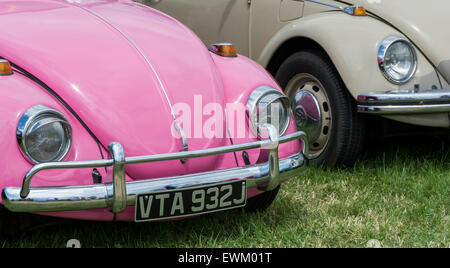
[17,105,72,164]
[247,86,291,137]
[378,36,417,85]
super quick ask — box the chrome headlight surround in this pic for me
[378,36,418,85]
[247,86,291,137]
[17,105,72,164]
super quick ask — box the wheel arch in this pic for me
[266,36,332,78]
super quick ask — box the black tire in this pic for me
[275,50,365,168]
[244,186,280,212]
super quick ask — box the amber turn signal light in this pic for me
[0,59,13,76]
[208,43,238,57]
[352,6,367,16]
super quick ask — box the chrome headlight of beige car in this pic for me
[247,86,291,137]
[17,105,72,164]
[378,36,418,85]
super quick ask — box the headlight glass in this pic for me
[17,105,72,164]
[378,36,417,85]
[247,86,291,137]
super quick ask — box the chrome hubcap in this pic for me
[293,91,322,142]
[285,74,332,159]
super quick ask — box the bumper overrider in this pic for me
[357,89,450,114]
[2,125,308,214]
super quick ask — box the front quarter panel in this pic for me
[210,52,301,198]
[210,53,300,163]
[0,73,106,196]
[258,12,439,99]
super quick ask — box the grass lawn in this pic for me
[1,134,449,248]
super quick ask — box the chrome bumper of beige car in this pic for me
[357,89,450,114]
[2,125,307,214]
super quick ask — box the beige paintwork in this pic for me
[139,0,251,56]
[346,0,450,84]
[141,0,450,128]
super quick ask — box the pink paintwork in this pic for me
[0,0,300,221]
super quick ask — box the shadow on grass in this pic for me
[5,208,293,248]
[360,132,449,165]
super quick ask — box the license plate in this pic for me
[135,180,247,222]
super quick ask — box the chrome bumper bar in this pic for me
[357,89,450,114]
[2,125,308,214]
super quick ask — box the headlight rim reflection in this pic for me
[17,105,72,164]
[246,86,291,138]
[378,36,418,85]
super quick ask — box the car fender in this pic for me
[0,73,109,193]
[257,12,439,99]
[210,52,302,198]
[210,53,300,163]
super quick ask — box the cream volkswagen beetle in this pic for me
[142,0,450,167]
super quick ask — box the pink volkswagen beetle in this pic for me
[0,0,307,232]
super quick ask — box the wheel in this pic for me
[244,186,280,212]
[275,50,365,168]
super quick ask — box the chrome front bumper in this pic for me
[357,89,450,114]
[2,125,307,214]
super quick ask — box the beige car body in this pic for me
[140,0,450,128]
